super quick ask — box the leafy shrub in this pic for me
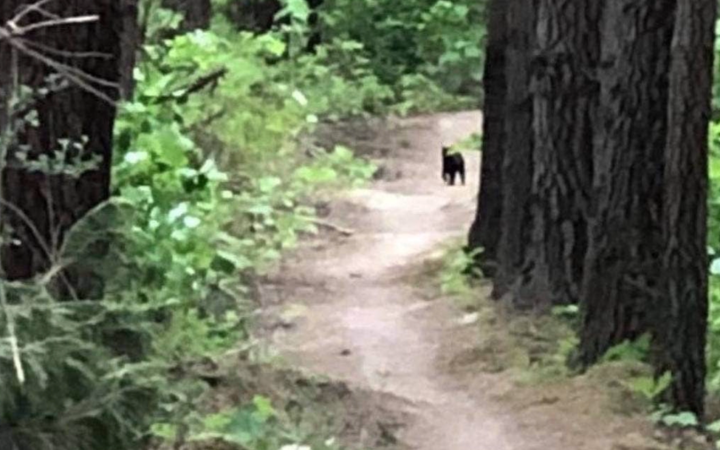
[319,0,485,102]
[0,19,377,450]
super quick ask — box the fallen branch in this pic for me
[156,67,229,104]
[312,218,355,236]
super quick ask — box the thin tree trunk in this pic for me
[221,0,282,33]
[0,1,126,289]
[492,0,535,299]
[306,0,324,52]
[162,0,211,31]
[120,0,139,99]
[658,0,716,418]
[517,0,600,308]
[577,0,675,366]
[468,0,506,276]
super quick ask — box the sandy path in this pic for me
[264,111,652,450]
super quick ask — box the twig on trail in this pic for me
[156,67,229,104]
[193,107,228,128]
[312,218,355,237]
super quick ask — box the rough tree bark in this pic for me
[516,0,600,308]
[467,0,507,276]
[0,1,127,288]
[577,0,676,366]
[491,0,535,298]
[658,0,717,418]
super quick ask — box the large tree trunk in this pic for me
[491,0,535,298]
[577,0,676,366]
[0,1,126,289]
[467,0,507,276]
[516,0,600,308]
[657,0,716,418]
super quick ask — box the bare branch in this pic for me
[8,39,117,105]
[17,40,119,88]
[11,0,57,25]
[0,198,54,266]
[0,9,118,105]
[0,6,99,43]
[10,15,99,36]
[21,39,113,60]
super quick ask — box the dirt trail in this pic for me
[264,111,655,450]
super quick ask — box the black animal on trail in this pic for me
[442,146,465,186]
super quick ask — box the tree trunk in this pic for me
[467,0,507,276]
[120,0,140,99]
[306,0,324,53]
[221,0,282,33]
[577,0,676,366]
[491,0,535,298]
[0,1,126,290]
[162,0,211,31]
[516,0,600,308]
[657,0,716,418]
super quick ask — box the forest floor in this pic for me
[257,111,700,450]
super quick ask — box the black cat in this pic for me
[442,146,465,186]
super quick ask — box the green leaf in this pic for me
[712,259,720,275]
[707,420,720,433]
[252,395,276,420]
[151,423,178,440]
[258,176,283,193]
[259,34,287,56]
[277,0,311,22]
[661,411,699,428]
[136,125,193,168]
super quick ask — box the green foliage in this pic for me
[601,334,651,364]
[319,0,484,101]
[285,39,396,118]
[658,411,700,428]
[152,393,346,450]
[190,395,278,446]
[706,74,720,393]
[448,132,482,154]
[111,20,377,446]
[391,74,475,116]
[439,244,482,300]
[551,304,579,319]
[650,406,700,430]
[622,372,673,403]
